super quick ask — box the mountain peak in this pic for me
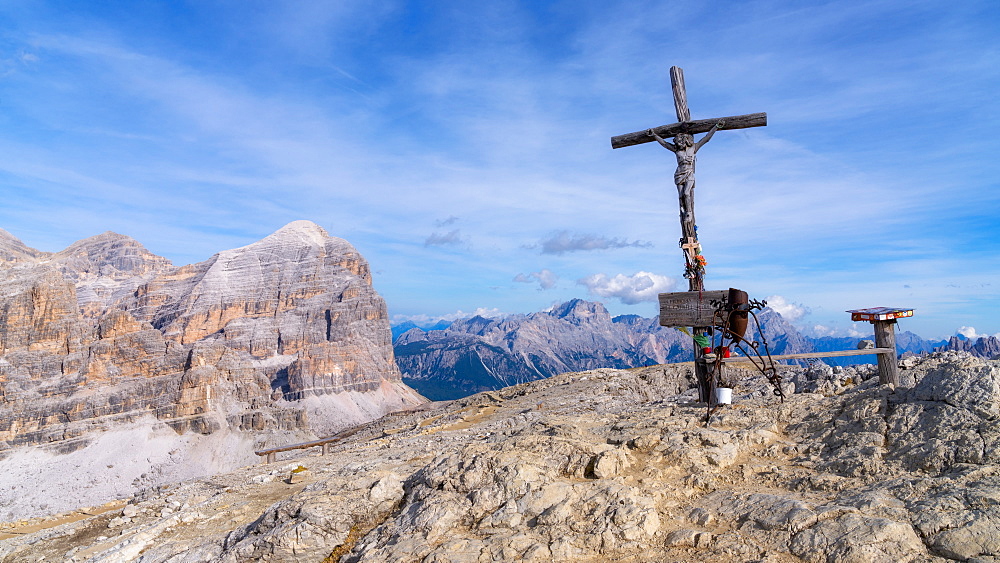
[269,220,330,244]
[53,231,173,279]
[0,228,47,264]
[549,299,609,322]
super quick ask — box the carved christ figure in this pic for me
[647,121,725,225]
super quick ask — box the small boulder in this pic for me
[288,466,310,484]
[591,449,631,479]
[665,528,711,548]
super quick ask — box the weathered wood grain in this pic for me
[670,66,691,122]
[873,320,901,385]
[658,290,727,327]
[719,348,895,363]
[611,112,767,149]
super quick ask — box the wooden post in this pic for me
[612,66,767,404]
[670,67,710,402]
[873,320,900,386]
[847,308,911,387]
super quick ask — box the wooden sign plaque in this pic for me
[658,290,727,327]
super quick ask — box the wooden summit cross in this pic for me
[612,66,767,402]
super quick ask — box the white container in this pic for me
[714,387,733,405]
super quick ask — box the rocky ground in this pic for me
[1,351,998,562]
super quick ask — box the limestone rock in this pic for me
[0,222,424,519]
[937,334,1000,359]
[789,513,925,562]
[4,358,1000,562]
[591,447,632,479]
[0,228,45,265]
[664,528,711,547]
[51,231,174,320]
[126,220,401,400]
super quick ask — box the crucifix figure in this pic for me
[611,66,767,291]
[647,120,724,281]
[611,65,766,403]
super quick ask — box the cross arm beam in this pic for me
[611,112,767,149]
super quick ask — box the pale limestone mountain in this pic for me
[51,231,175,319]
[0,221,423,519]
[0,227,46,264]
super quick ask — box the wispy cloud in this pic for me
[513,269,558,290]
[435,216,460,227]
[578,271,676,305]
[809,323,871,339]
[391,307,505,326]
[424,229,466,247]
[528,231,653,255]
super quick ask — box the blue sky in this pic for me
[1,1,998,340]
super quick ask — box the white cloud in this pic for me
[846,323,868,338]
[805,322,870,339]
[956,326,1000,339]
[765,295,809,322]
[957,326,978,338]
[578,271,676,305]
[811,324,836,337]
[513,269,558,290]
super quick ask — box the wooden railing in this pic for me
[719,348,895,364]
[254,425,364,463]
[254,437,344,464]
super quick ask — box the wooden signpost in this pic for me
[612,66,767,402]
[847,307,913,386]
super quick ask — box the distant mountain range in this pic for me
[393,299,962,400]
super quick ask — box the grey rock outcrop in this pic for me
[5,351,998,562]
[937,334,1000,360]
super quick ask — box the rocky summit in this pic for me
[2,351,997,562]
[0,221,423,520]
